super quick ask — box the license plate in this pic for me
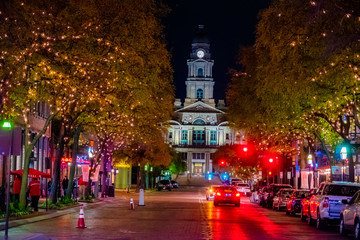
[225,190,232,192]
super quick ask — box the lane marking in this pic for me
[199,198,213,240]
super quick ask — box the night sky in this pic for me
[164,0,270,100]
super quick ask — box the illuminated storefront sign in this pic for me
[61,155,91,165]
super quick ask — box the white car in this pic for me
[308,182,360,230]
[339,190,360,239]
[206,185,221,201]
[272,188,295,210]
[236,183,251,196]
[231,178,241,186]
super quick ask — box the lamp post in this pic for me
[340,147,347,181]
[2,120,13,240]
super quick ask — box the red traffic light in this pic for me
[269,158,274,163]
[219,160,226,166]
[243,147,248,152]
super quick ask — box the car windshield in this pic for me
[323,185,360,196]
[273,185,291,193]
[237,183,248,187]
[218,187,236,192]
[294,191,309,198]
[160,180,169,184]
[281,190,294,195]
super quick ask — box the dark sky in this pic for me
[163,0,270,100]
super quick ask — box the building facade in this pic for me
[166,25,245,176]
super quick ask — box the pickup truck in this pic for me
[307,182,360,230]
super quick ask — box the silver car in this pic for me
[340,190,360,239]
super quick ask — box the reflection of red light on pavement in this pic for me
[205,199,281,240]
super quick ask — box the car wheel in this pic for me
[300,208,306,221]
[307,208,314,226]
[290,207,295,216]
[235,202,240,207]
[158,188,162,191]
[214,201,219,206]
[316,210,325,230]
[355,220,360,240]
[339,216,347,236]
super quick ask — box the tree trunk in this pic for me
[50,124,65,203]
[19,137,32,209]
[66,126,81,198]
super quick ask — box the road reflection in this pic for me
[204,198,280,240]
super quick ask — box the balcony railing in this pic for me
[172,144,219,148]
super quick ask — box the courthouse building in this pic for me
[166,25,245,176]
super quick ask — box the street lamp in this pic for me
[2,120,13,240]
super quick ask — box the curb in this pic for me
[0,197,120,231]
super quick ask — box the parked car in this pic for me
[308,182,360,230]
[339,190,360,238]
[157,180,172,191]
[171,180,179,189]
[236,183,251,196]
[300,188,317,221]
[213,186,241,207]
[286,190,309,215]
[272,188,295,210]
[206,185,221,201]
[231,178,241,186]
[259,186,269,207]
[265,184,292,208]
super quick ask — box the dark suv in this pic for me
[157,180,172,191]
[265,184,292,208]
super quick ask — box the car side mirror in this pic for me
[342,199,349,204]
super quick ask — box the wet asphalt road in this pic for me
[3,186,354,240]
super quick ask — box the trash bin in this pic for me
[108,186,115,197]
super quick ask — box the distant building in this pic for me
[166,25,246,176]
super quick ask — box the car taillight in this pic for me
[323,197,329,208]
[216,192,221,196]
[236,193,240,197]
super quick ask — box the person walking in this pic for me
[13,175,21,202]
[62,176,69,196]
[28,178,41,212]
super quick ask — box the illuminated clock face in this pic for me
[197,50,205,58]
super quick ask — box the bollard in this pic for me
[130,198,135,210]
[138,188,145,206]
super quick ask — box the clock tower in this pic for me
[184,25,215,107]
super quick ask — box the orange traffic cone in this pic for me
[130,198,135,210]
[76,205,87,228]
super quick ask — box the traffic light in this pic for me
[242,147,248,152]
[219,160,226,167]
[269,158,274,163]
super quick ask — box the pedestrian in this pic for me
[48,179,52,195]
[62,176,69,196]
[13,175,22,202]
[28,177,41,212]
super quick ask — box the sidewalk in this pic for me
[0,192,125,231]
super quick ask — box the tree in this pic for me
[169,148,186,178]
[228,0,360,181]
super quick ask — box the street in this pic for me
[3,184,354,240]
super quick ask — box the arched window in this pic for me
[193,119,205,125]
[198,68,203,77]
[196,89,203,99]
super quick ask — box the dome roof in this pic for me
[192,25,209,44]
